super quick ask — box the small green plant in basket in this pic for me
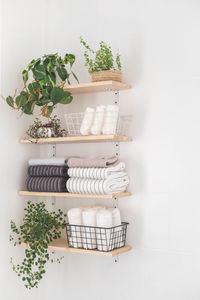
[4,53,79,117]
[10,201,66,289]
[80,37,122,82]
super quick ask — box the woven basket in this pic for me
[91,70,122,82]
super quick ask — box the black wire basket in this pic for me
[66,222,129,252]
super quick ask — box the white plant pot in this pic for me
[37,127,52,138]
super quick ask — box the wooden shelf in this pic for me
[22,239,132,257]
[19,135,132,144]
[18,191,131,199]
[64,81,131,94]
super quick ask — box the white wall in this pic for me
[1,0,200,299]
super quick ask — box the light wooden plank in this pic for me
[64,81,132,94]
[22,239,132,257]
[18,191,132,199]
[19,135,132,144]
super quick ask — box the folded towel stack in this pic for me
[26,157,69,192]
[66,156,129,194]
[67,206,123,251]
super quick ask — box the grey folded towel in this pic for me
[28,157,67,166]
[28,166,68,177]
[67,156,119,168]
[26,176,69,192]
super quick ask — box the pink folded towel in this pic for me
[67,156,119,168]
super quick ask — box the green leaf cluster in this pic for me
[10,201,66,289]
[80,37,122,74]
[5,53,78,117]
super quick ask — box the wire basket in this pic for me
[66,222,129,252]
[64,112,132,136]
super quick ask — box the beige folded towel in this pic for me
[67,156,119,168]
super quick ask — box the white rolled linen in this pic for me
[80,107,95,135]
[82,209,97,249]
[67,208,83,248]
[102,105,119,135]
[108,208,122,249]
[90,105,106,135]
[96,209,113,251]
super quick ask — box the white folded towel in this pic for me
[67,208,83,248]
[66,173,129,195]
[68,162,125,180]
[80,107,95,135]
[103,172,130,194]
[96,209,113,251]
[102,105,119,135]
[90,105,106,135]
[82,209,97,249]
[28,157,67,166]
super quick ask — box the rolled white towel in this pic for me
[108,208,122,249]
[80,107,95,135]
[96,209,113,251]
[82,209,97,249]
[102,105,119,135]
[90,105,106,135]
[67,208,82,248]
[28,157,67,166]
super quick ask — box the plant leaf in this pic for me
[23,101,34,115]
[60,91,73,104]
[57,67,68,81]
[32,65,46,80]
[50,87,64,104]
[22,70,28,85]
[46,105,53,117]
[71,70,79,83]
[6,96,14,108]
[64,54,75,67]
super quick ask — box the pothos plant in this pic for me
[5,53,79,117]
[80,37,121,74]
[10,201,67,289]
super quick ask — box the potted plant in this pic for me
[10,201,66,289]
[80,37,122,82]
[26,115,67,139]
[4,53,79,117]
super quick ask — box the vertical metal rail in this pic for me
[51,144,56,206]
[113,90,120,263]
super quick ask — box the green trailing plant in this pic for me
[80,37,121,74]
[26,115,67,139]
[10,201,66,289]
[4,53,79,117]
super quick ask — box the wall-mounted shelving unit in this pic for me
[63,80,131,94]
[19,134,132,144]
[22,239,132,257]
[19,191,131,199]
[19,80,132,259]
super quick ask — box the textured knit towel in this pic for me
[28,165,68,177]
[67,156,119,168]
[26,176,68,192]
[66,172,129,195]
[28,157,67,166]
[68,162,125,179]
